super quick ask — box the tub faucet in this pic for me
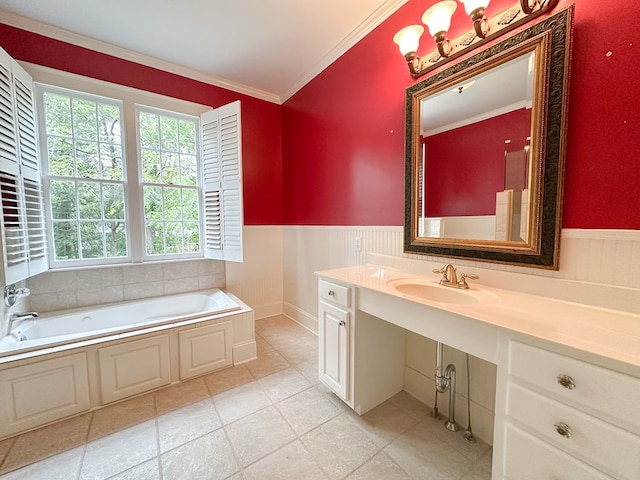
[8,311,38,331]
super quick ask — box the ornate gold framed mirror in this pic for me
[404,6,573,269]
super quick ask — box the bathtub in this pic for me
[0,289,245,359]
[0,289,256,438]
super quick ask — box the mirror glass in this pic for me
[404,8,573,269]
[418,51,535,243]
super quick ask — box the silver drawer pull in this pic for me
[554,422,572,439]
[557,374,576,390]
[328,290,335,296]
[339,320,346,327]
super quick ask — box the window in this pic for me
[138,108,200,257]
[42,89,128,265]
[37,78,243,268]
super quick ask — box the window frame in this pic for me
[135,104,203,262]
[38,85,130,268]
[31,68,214,268]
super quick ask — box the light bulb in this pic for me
[459,0,491,15]
[422,1,458,36]
[393,25,425,56]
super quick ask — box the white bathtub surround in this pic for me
[24,258,226,314]
[0,290,255,439]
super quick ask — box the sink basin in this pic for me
[387,279,480,305]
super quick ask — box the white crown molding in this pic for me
[279,0,409,103]
[423,100,532,137]
[0,10,281,104]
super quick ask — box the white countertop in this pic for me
[316,264,640,369]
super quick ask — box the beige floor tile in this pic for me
[476,447,493,472]
[242,440,328,480]
[160,429,238,480]
[155,377,209,415]
[80,420,158,480]
[276,342,318,366]
[388,390,432,422]
[88,393,156,441]
[418,414,491,463]
[107,458,160,480]
[0,446,83,480]
[258,367,312,403]
[0,438,15,467]
[0,413,91,474]
[295,358,322,385]
[225,406,296,467]
[203,364,254,396]
[276,387,341,436]
[213,382,272,425]
[255,334,274,356]
[461,468,492,480]
[158,398,222,453]
[348,399,420,448]
[301,413,379,480]
[345,451,412,480]
[244,350,290,379]
[384,421,474,480]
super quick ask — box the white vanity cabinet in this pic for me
[317,277,405,414]
[494,336,640,480]
[318,279,352,401]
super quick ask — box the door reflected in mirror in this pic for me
[418,51,535,243]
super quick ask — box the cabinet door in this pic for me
[318,301,349,400]
[179,322,233,379]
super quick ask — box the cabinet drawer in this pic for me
[504,422,612,480]
[509,341,640,432]
[507,382,640,480]
[319,279,351,308]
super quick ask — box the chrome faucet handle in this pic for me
[458,273,479,289]
[8,311,38,331]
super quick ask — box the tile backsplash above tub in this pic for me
[25,259,225,313]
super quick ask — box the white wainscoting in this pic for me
[225,226,283,320]
[282,227,640,330]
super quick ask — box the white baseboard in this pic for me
[252,301,283,320]
[233,340,257,365]
[283,302,318,334]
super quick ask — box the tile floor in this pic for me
[0,315,492,480]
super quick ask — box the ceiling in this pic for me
[0,0,407,104]
[421,52,534,136]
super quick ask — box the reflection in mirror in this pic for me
[404,7,573,269]
[418,51,535,243]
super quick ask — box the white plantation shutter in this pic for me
[13,65,40,174]
[0,47,47,283]
[201,100,243,262]
[0,170,29,283]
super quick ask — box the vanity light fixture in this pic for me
[459,0,491,39]
[421,1,457,58]
[393,0,558,79]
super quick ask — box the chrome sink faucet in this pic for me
[432,264,479,289]
[8,312,38,331]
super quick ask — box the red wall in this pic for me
[2,0,640,229]
[425,108,531,217]
[0,24,283,226]
[282,0,640,229]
